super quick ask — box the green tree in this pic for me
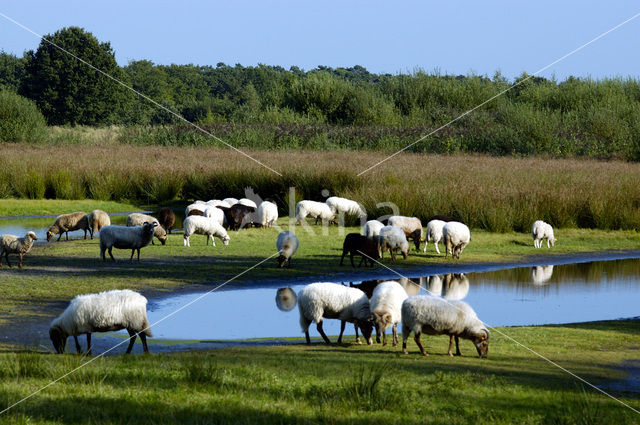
[19,26,130,125]
[0,51,25,91]
[0,89,47,142]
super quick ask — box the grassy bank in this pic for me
[2,145,640,231]
[0,199,142,217]
[0,320,638,424]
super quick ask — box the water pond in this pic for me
[146,258,640,341]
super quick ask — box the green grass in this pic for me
[0,199,142,217]
[0,320,638,424]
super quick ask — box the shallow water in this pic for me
[147,258,640,341]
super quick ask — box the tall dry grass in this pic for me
[2,144,639,231]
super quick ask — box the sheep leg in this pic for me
[316,321,331,344]
[448,335,455,357]
[136,249,141,262]
[414,333,428,356]
[455,336,461,356]
[339,250,346,266]
[4,252,12,268]
[392,323,398,347]
[65,232,69,241]
[57,233,62,241]
[305,330,311,344]
[130,249,135,262]
[375,323,381,344]
[126,329,137,354]
[83,229,87,240]
[74,335,82,354]
[108,247,115,262]
[139,333,150,353]
[354,324,361,344]
[86,333,92,355]
[18,253,23,269]
[210,235,216,246]
[382,328,387,346]
[435,242,440,254]
[350,252,356,268]
[337,320,346,343]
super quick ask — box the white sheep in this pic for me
[206,199,231,209]
[46,212,90,241]
[204,206,225,226]
[442,273,469,301]
[370,281,408,346]
[0,231,37,268]
[238,198,258,209]
[531,265,554,285]
[49,289,152,354]
[185,203,205,217]
[295,200,336,225]
[442,222,470,259]
[424,219,446,254]
[99,223,157,262]
[276,230,298,268]
[257,200,279,228]
[183,215,230,247]
[377,225,409,260]
[363,220,384,240]
[532,220,555,248]
[277,282,373,345]
[87,209,111,239]
[401,295,489,358]
[388,216,423,251]
[126,213,167,245]
[222,197,239,206]
[325,196,366,218]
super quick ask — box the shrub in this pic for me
[0,90,47,143]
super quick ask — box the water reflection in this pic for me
[531,265,554,285]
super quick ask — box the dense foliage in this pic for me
[0,89,47,143]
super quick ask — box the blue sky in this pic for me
[1,1,639,81]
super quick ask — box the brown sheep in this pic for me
[47,212,90,241]
[87,210,111,239]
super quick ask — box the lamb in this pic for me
[126,213,167,245]
[87,210,111,239]
[49,289,152,355]
[157,207,175,234]
[325,196,366,219]
[295,200,336,225]
[401,296,489,358]
[363,220,384,240]
[46,212,90,241]
[222,197,239,206]
[370,281,408,346]
[204,206,225,226]
[279,282,373,345]
[276,230,299,268]
[256,200,278,228]
[532,220,555,248]
[0,231,37,268]
[206,199,231,209]
[423,219,446,254]
[442,222,470,259]
[388,216,423,252]
[183,215,230,247]
[99,222,157,262]
[238,198,258,209]
[339,233,380,267]
[377,226,409,260]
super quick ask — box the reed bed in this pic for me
[2,144,639,231]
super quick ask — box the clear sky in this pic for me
[1,1,639,81]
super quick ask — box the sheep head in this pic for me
[356,318,374,345]
[27,232,38,241]
[49,325,67,354]
[277,254,289,268]
[46,229,55,242]
[222,234,230,246]
[472,329,490,358]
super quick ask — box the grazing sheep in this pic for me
[99,223,157,262]
[126,213,167,245]
[276,231,299,268]
[288,282,373,345]
[377,226,410,260]
[295,200,336,225]
[49,289,152,355]
[0,231,37,268]
[204,206,225,226]
[183,216,230,247]
[401,296,489,358]
[157,207,175,234]
[532,220,555,248]
[238,198,258,209]
[423,219,446,254]
[531,265,554,285]
[257,200,279,228]
[325,196,366,219]
[388,216,423,252]
[339,233,380,268]
[370,281,408,346]
[222,197,239,206]
[185,203,205,217]
[87,210,110,239]
[218,204,256,230]
[206,199,231,209]
[46,212,90,241]
[442,222,470,260]
[363,220,384,240]
[442,273,469,301]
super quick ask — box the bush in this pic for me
[0,90,47,143]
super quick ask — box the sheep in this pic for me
[257,200,278,228]
[388,216,423,252]
[126,213,167,245]
[377,226,409,260]
[222,197,239,206]
[218,204,256,230]
[339,233,380,267]
[363,220,384,240]
[442,222,470,260]
[282,282,373,345]
[441,273,469,301]
[401,296,489,358]
[204,206,225,226]
[238,198,258,209]
[532,220,555,248]
[185,203,205,217]
[206,199,231,209]
[187,209,204,217]
[49,289,152,355]
[86,210,111,239]
[183,215,230,247]
[157,207,175,234]
[370,281,408,346]
[325,196,366,219]
[423,219,446,254]
[0,231,37,268]
[426,214,458,223]
[46,212,90,241]
[276,230,299,268]
[531,265,554,285]
[99,222,157,262]
[295,200,336,225]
